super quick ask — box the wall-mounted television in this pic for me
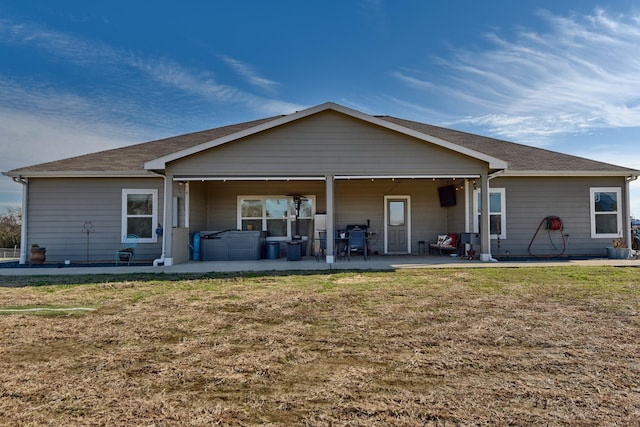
[438,185,456,207]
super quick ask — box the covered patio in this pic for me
[162,173,496,266]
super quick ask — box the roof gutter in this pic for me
[2,170,156,178]
[12,176,28,264]
[502,170,640,177]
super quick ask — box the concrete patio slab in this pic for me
[1,255,639,276]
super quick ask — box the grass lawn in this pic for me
[0,267,638,426]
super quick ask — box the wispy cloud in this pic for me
[393,8,640,143]
[219,55,279,93]
[131,56,302,116]
[0,17,121,67]
[0,17,303,118]
[0,106,138,209]
[0,16,306,209]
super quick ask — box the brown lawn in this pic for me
[0,267,638,426]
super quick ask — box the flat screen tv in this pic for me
[438,185,456,207]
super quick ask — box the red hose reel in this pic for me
[528,216,566,257]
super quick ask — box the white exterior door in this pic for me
[384,196,411,254]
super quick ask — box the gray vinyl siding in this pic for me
[493,176,627,257]
[167,110,487,177]
[445,185,467,234]
[26,177,164,263]
[187,181,208,232]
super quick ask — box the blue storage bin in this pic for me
[265,241,280,259]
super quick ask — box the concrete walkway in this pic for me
[1,255,639,276]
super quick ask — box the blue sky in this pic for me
[1,1,640,216]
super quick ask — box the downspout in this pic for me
[625,175,638,252]
[150,171,167,267]
[12,176,28,264]
[488,170,505,181]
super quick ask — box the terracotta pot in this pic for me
[30,248,46,264]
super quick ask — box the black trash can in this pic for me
[287,241,302,261]
[266,241,280,259]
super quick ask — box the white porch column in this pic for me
[184,182,190,228]
[17,177,28,264]
[162,174,174,266]
[325,174,335,263]
[479,173,492,262]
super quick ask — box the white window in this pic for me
[590,187,622,238]
[122,189,158,243]
[473,188,506,239]
[238,196,315,239]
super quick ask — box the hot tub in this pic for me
[200,230,266,261]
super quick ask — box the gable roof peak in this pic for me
[143,101,508,170]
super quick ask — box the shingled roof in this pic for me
[5,116,283,176]
[377,116,636,174]
[4,104,638,177]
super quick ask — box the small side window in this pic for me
[590,188,621,238]
[122,189,158,243]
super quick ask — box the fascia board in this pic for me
[2,170,157,178]
[501,170,640,177]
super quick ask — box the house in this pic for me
[4,102,639,265]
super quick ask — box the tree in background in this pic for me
[0,208,21,248]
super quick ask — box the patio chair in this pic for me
[428,233,459,256]
[348,229,369,261]
[115,234,139,265]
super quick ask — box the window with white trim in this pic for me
[590,187,622,238]
[473,188,506,239]
[238,196,315,238]
[122,189,158,243]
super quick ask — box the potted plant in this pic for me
[29,243,47,264]
[606,239,631,259]
[118,247,134,262]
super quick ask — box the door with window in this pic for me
[385,196,410,253]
